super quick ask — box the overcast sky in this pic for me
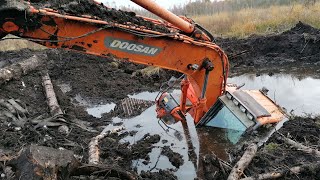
[98,0,196,9]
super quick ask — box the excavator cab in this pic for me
[196,84,287,143]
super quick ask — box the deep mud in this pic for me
[0,22,320,179]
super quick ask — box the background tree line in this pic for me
[121,0,318,17]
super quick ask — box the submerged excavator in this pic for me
[0,0,286,142]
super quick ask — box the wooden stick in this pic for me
[0,55,44,85]
[88,126,124,164]
[42,72,63,116]
[241,163,320,180]
[280,134,320,157]
[227,143,258,180]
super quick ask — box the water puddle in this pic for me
[229,74,320,116]
[103,105,199,180]
[103,90,199,180]
[86,103,116,118]
[73,94,115,118]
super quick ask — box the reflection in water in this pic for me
[86,103,116,118]
[103,105,199,180]
[229,74,320,116]
[73,94,116,118]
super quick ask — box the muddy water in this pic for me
[111,91,199,179]
[64,73,320,179]
[73,94,116,118]
[103,105,199,180]
[229,74,320,116]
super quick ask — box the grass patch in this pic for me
[0,35,46,52]
[265,142,280,151]
[193,2,320,38]
[139,66,161,77]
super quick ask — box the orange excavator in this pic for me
[0,0,286,136]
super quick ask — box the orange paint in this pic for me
[131,0,194,34]
[2,21,19,33]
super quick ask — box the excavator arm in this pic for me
[0,0,229,124]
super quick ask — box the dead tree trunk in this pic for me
[227,143,258,180]
[280,135,320,157]
[42,72,63,116]
[241,162,320,180]
[0,55,44,85]
[88,127,124,164]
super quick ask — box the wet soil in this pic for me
[99,133,161,171]
[216,22,320,77]
[246,117,320,179]
[0,48,178,179]
[161,146,184,168]
[0,22,320,179]
[32,0,170,33]
[201,116,320,180]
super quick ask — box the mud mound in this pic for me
[217,22,320,76]
[33,0,170,33]
[161,146,184,168]
[45,49,176,103]
[99,133,161,171]
[279,117,320,144]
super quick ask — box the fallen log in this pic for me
[241,162,320,180]
[42,72,63,116]
[279,134,320,157]
[0,55,44,85]
[227,143,258,180]
[88,126,125,164]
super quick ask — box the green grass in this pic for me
[265,142,280,151]
[193,2,320,38]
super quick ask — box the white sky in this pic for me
[98,0,197,9]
